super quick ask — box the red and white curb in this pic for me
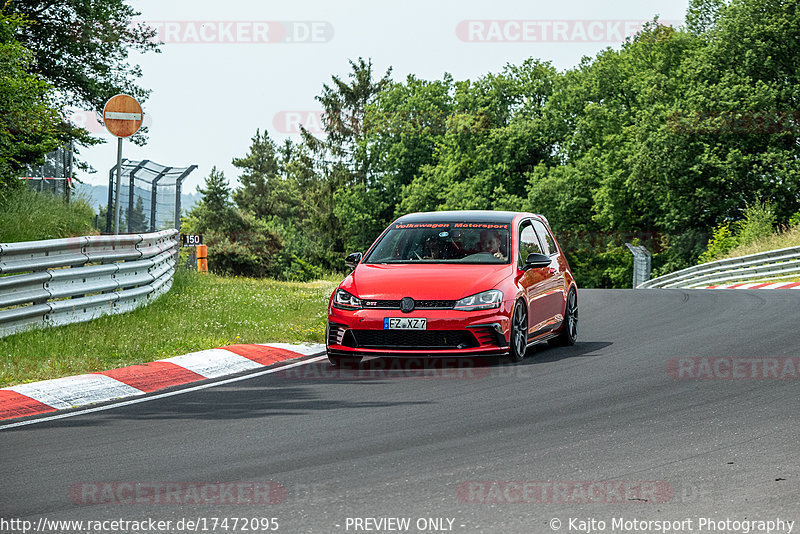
[0,343,325,421]
[699,281,800,289]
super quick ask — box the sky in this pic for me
[76,0,692,193]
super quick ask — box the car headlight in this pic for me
[454,290,503,311]
[333,289,362,310]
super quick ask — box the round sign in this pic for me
[103,94,143,138]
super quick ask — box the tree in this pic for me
[682,0,800,224]
[293,58,394,258]
[312,57,393,183]
[0,8,62,193]
[399,59,559,214]
[685,0,726,35]
[365,73,454,206]
[8,0,158,113]
[1,0,157,190]
[189,167,238,233]
[232,130,286,220]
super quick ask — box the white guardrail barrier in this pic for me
[638,245,800,289]
[0,229,178,338]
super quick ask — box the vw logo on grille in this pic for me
[400,297,415,313]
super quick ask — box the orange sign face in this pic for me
[103,94,143,138]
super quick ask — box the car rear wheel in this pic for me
[508,300,528,363]
[550,288,578,347]
[327,354,363,367]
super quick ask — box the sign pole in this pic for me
[113,137,123,234]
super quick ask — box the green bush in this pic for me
[698,223,737,264]
[186,214,282,279]
[271,251,324,282]
[789,209,800,228]
[0,188,96,242]
[699,201,776,263]
[736,201,775,247]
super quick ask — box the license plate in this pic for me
[384,317,427,330]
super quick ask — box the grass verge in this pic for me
[0,269,340,387]
[721,225,800,260]
[0,187,97,242]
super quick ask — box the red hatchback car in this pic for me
[326,211,578,365]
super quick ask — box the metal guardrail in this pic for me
[638,245,800,289]
[0,230,178,337]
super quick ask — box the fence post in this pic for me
[149,167,171,231]
[625,243,652,289]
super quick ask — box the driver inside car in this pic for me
[479,229,506,260]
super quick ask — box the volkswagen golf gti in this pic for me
[326,210,578,365]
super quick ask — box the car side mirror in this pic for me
[345,252,362,270]
[523,252,551,270]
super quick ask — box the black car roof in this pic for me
[395,210,526,225]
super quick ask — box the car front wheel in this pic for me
[550,288,578,347]
[508,299,528,363]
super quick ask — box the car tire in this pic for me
[327,354,363,367]
[508,299,528,363]
[550,288,578,347]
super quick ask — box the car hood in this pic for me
[342,263,513,301]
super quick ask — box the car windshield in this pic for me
[364,222,511,264]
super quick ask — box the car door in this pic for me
[516,220,554,339]
[531,218,566,330]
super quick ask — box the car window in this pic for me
[518,222,543,268]
[364,222,511,264]
[532,219,558,256]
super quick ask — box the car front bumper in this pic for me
[326,302,513,358]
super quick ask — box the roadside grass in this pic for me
[720,224,800,260]
[0,268,342,387]
[0,188,97,242]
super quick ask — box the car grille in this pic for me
[362,299,456,310]
[345,330,479,350]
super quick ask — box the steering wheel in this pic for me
[462,252,495,260]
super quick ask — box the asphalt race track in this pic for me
[2,289,798,534]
